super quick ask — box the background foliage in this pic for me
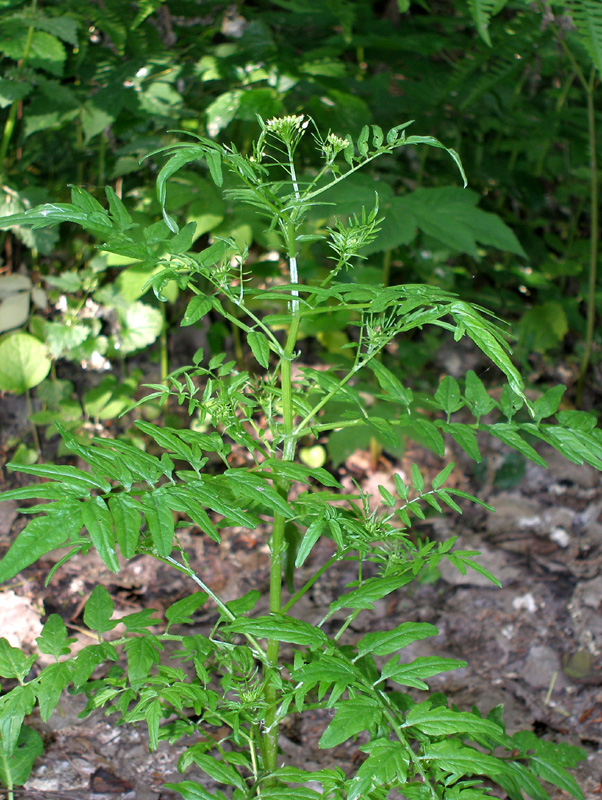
[1,0,601,424]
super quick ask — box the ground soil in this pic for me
[1,389,601,800]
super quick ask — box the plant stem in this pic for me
[0,18,35,181]
[25,388,41,458]
[263,205,302,774]
[577,67,599,404]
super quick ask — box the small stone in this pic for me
[522,644,561,689]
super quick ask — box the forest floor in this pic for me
[1,380,601,800]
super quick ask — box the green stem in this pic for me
[577,68,599,404]
[263,192,302,773]
[0,19,35,180]
[281,554,339,613]
[25,388,41,458]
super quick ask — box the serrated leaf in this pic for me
[124,636,163,684]
[180,749,245,790]
[165,593,208,628]
[227,615,328,648]
[435,375,463,417]
[423,739,510,778]
[488,423,547,466]
[142,490,175,557]
[432,461,456,489]
[319,698,382,748]
[0,724,43,787]
[440,422,482,462]
[464,370,497,419]
[108,493,142,559]
[0,684,35,760]
[7,461,111,492]
[403,702,505,741]
[36,614,75,659]
[0,639,36,681]
[381,655,466,689]
[146,698,162,751]
[83,585,115,635]
[0,502,82,582]
[181,295,213,327]
[163,781,228,800]
[533,385,566,423]
[531,756,584,800]
[36,661,71,722]
[328,574,414,615]
[247,330,271,368]
[411,463,424,493]
[82,496,119,573]
[295,517,325,568]
[356,622,439,659]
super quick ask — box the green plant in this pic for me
[1,116,600,800]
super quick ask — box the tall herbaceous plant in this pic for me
[0,117,597,800]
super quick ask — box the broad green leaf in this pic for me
[169,221,197,255]
[262,459,340,488]
[108,493,142,559]
[464,370,497,419]
[82,496,119,573]
[166,593,208,628]
[0,333,51,394]
[124,636,163,684]
[165,488,220,543]
[432,461,456,489]
[36,661,72,722]
[0,685,35,757]
[143,698,161,752]
[36,614,75,659]
[328,574,414,615]
[356,622,439,659]
[7,462,111,493]
[295,517,325,567]
[83,585,116,635]
[533,385,566,423]
[180,749,245,790]
[403,702,505,741]
[220,470,293,518]
[105,186,132,230]
[181,295,213,327]
[349,739,410,800]
[439,422,482,462]
[319,698,382,748]
[227,615,328,648]
[0,639,36,681]
[366,360,413,406]
[422,739,510,778]
[0,723,43,787]
[488,423,547,466]
[531,757,584,800]
[499,384,523,421]
[411,463,424,493]
[164,781,228,800]
[435,376,463,417]
[451,303,528,408]
[0,503,83,583]
[247,330,271,368]
[381,655,466,689]
[141,491,175,557]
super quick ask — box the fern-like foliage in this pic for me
[568,0,602,75]
[468,0,510,45]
